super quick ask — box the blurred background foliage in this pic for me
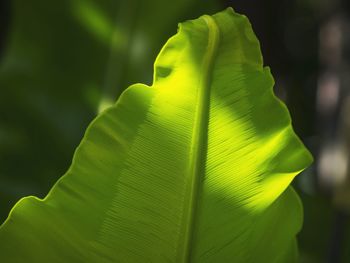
[0,0,349,262]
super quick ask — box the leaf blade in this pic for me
[0,8,312,263]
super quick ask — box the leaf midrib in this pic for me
[178,15,220,263]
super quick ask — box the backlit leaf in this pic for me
[0,8,312,262]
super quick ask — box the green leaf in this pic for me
[0,8,312,262]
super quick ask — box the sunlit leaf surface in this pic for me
[0,8,312,262]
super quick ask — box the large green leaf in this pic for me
[0,8,312,262]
